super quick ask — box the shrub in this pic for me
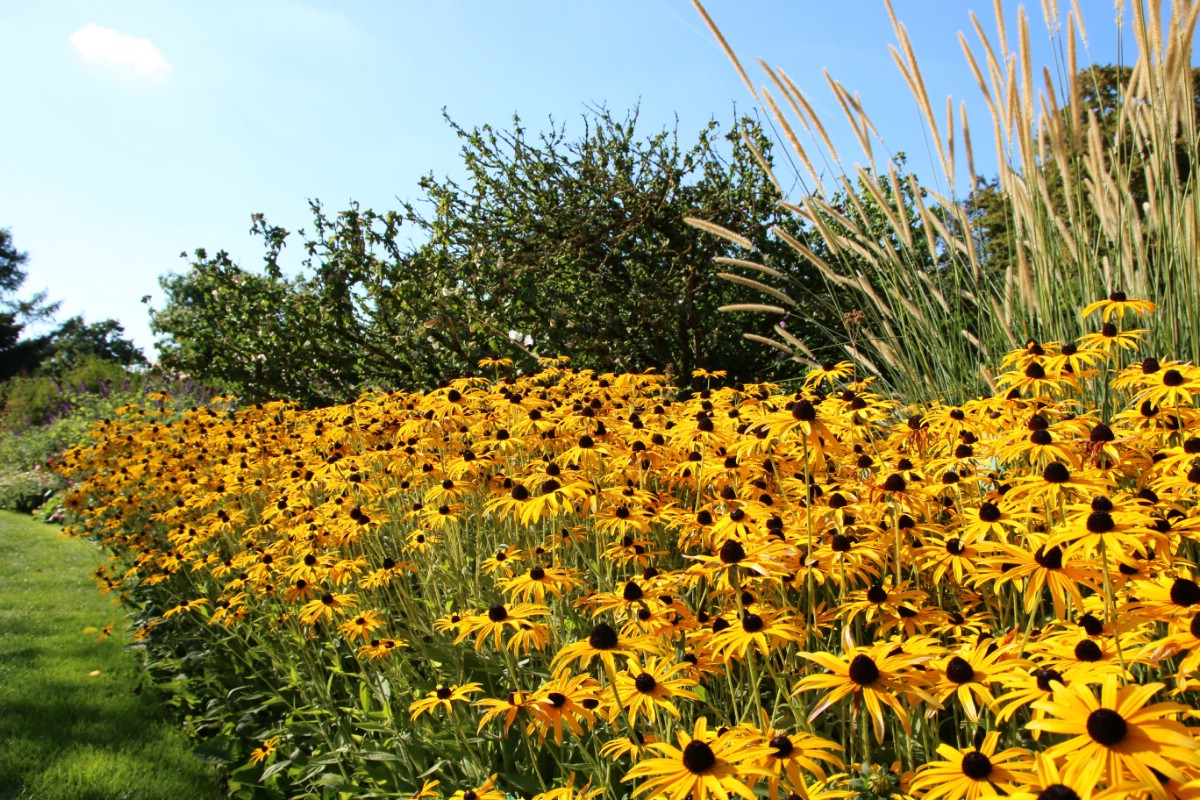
[0,468,63,513]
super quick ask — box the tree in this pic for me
[1,228,59,381]
[1,228,145,382]
[151,109,837,405]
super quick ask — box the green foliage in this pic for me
[151,109,838,406]
[1,227,60,381]
[0,470,61,513]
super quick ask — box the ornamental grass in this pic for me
[55,298,1200,799]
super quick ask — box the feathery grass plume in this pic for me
[692,0,1200,403]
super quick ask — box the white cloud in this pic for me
[69,24,170,78]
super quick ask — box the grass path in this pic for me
[0,511,226,800]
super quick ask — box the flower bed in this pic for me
[59,301,1200,799]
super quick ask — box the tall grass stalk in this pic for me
[694,0,1200,404]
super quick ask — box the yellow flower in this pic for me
[622,718,770,800]
[408,682,483,721]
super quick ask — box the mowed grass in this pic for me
[0,511,226,800]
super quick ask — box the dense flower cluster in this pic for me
[60,299,1200,799]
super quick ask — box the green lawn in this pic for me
[0,511,226,800]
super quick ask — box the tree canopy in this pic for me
[1,228,144,382]
[152,109,839,406]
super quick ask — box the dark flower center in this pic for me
[1142,357,1161,373]
[435,686,453,699]
[742,613,765,633]
[529,566,546,580]
[1078,613,1104,636]
[848,654,880,685]
[792,401,816,422]
[979,502,1002,522]
[488,604,508,622]
[1043,463,1071,483]
[1085,513,1114,534]
[623,581,644,602]
[1170,578,1200,607]
[883,474,906,492]
[1030,429,1053,446]
[946,656,975,684]
[1034,545,1064,570]
[1101,323,1118,337]
[1074,640,1103,662]
[682,740,717,774]
[1109,291,1127,302]
[1163,369,1185,387]
[1025,362,1046,379]
[832,534,853,552]
[1090,424,1115,443]
[867,586,888,603]
[1086,708,1128,746]
[546,692,568,708]
[1038,786,1081,800]
[960,751,993,780]
[321,592,335,605]
[719,539,746,564]
[1191,612,1200,639]
[769,735,794,757]
[511,484,529,501]
[634,673,657,693]
[1035,668,1066,692]
[945,538,965,555]
[589,622,618,650]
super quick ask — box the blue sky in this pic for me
[1,1,1138,358]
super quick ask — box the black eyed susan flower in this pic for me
[731,724,844,799]
[551,621,662,675]
[336,608,385,642]
[527,672,602,745]
[1080,292,1156,323]
[707,607,805,663]
[909,731,1036,800]
[408,682,484,721]
[474,689,532,734]
[298,590,357,626]
[622,717,770,800]
[599,730,659,764]
[446,775,505,800]
[613,655,700,725]
[795,642,939,742]
[161,597,208,619]
[455,602,550,653]
[930,640,1023,723]
[248,736,281,765]
[1027,675,1198,788]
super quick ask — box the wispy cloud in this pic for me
[69,24,171,78]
